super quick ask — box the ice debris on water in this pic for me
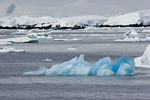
[123,28,139,37]
[0,37,38,44]
[0,47,25,53]
[43,59,52,62]
[115,29,150,42]
[23,54,135,76]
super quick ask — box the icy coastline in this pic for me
[1,10,150,29]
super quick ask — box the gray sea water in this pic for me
[0,28,150,100]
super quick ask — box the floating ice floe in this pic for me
[115,37,150,42]
[123,29,139,37]
[67,47,77,51]
[23,54,135,76]
[142,29,150,33]
[43,59,52,62]
[0,47,25,53]
[53,38,81,41]
[27,33,51,39]
[0,37,38,44]
[135,44,150,68]
[115,29,150,42]
[11,30,29,35]
[0,41,12,45]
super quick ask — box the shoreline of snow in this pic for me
[1,10,150,29]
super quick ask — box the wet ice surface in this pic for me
[0,28,150,100]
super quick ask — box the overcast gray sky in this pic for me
[0,0,150,17]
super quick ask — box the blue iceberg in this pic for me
[46,54,90,76]
[89,57,111,75]
[97,64,114,76]
[23,54,135,76]
[111,56,135,75]
[23,67,46,75]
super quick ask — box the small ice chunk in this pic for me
[22,67,46,75]
[43,59,52,62]
[67,47,77,51]
[115,37,150,42]
[0,41,12,45]
[0,37,38,43]
[27,33,50,39]
[0,47,25,53]
[112,56,135,75]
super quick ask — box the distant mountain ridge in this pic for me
[0,10,150,29]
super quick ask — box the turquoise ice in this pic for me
[23,55,135,76]
[46,54,90,76]
[111,56,135,75]
[23,67,46,75]
[89,57,111,75]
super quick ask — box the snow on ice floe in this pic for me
[104,10,150,26]
[0,47,25,53]
[135,44,150,68]
[0,37,38,44]
[23,54,135,76]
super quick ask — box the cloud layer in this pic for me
[0,0,150,17]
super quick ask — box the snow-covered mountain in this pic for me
[1,9,150,29]
[104,10,150,26]
[0,15,107,29]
